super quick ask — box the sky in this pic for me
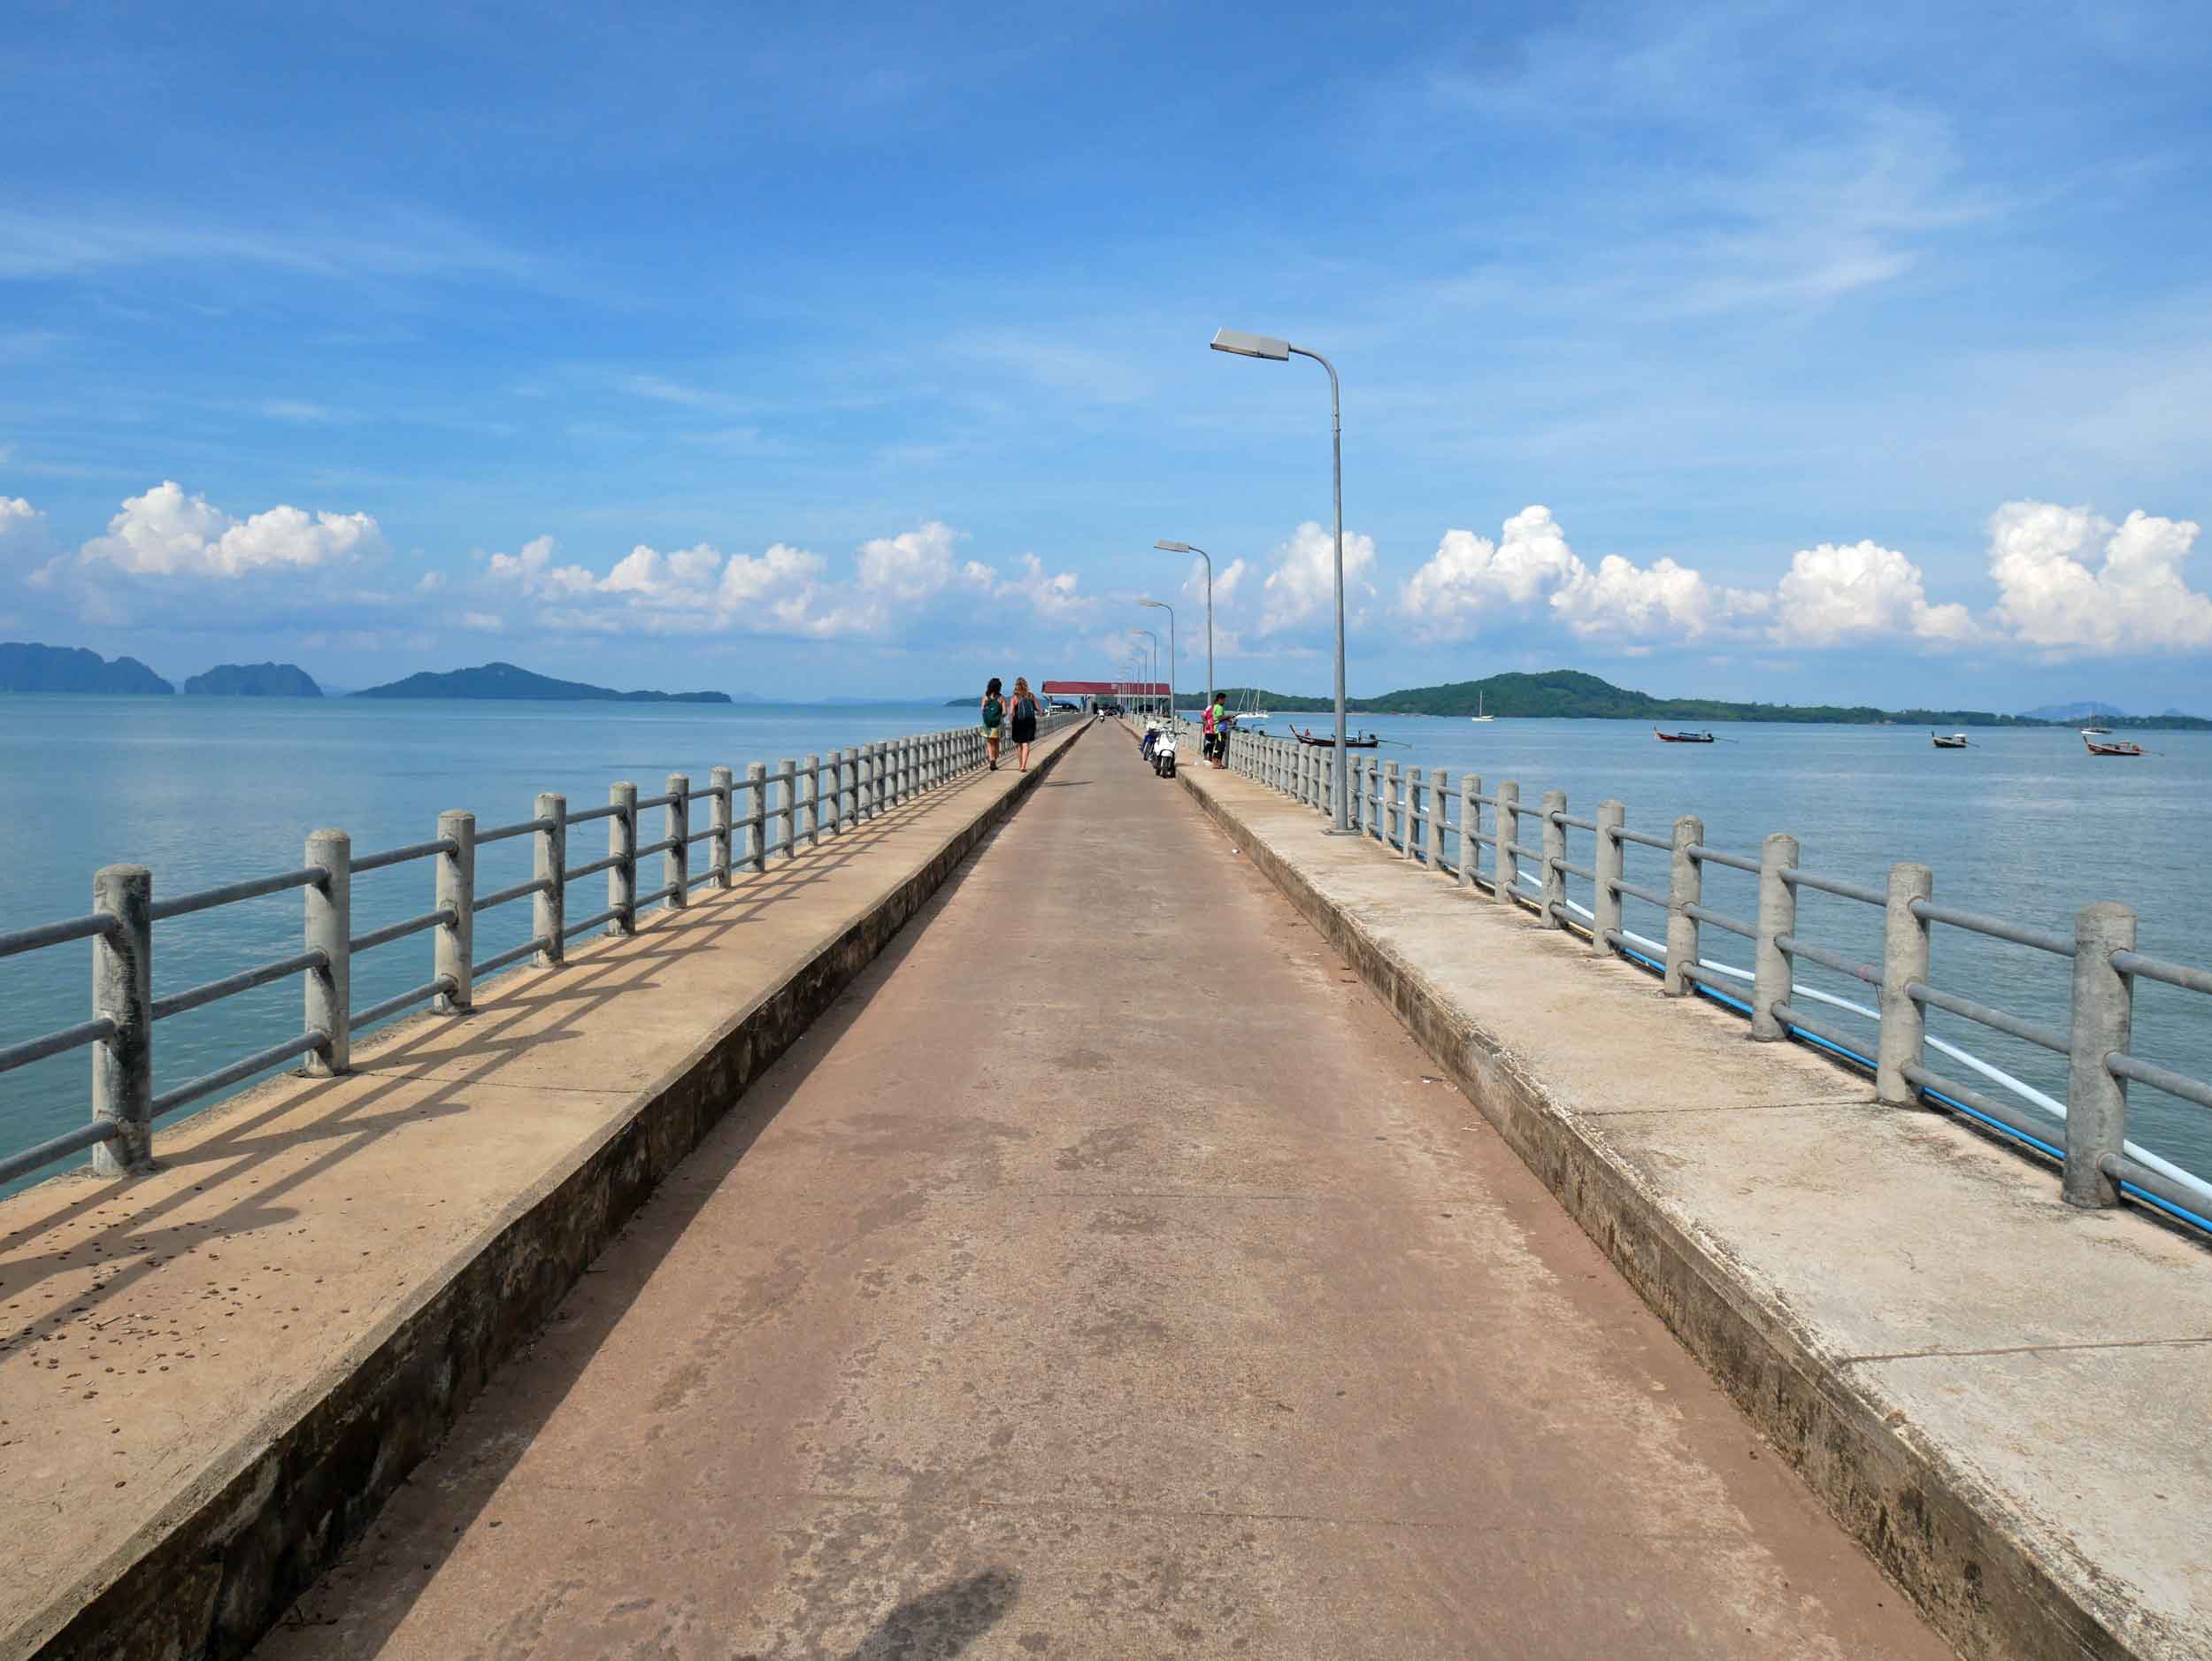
[3,0,2210,711]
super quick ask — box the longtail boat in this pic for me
[2083,733,2145,757]
[1931,732,1970,749]
[1294,727,1380,749]
[1653,728,1716,744]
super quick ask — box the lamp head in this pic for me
[1154,540,1191,553]
[1210,327,1291,361]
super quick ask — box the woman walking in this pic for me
[1008,675,1041,771]
[981,677,1005,770]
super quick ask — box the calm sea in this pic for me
[3,696,2208,1196]
[1226,709,2212,1192]
[0,695,972,1194]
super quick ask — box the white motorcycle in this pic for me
[1148,722,1179,778]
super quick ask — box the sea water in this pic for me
[1225,711,2212,1189]
[3,697,2208,1193]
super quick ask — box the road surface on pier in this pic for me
[261,729,1948,1659]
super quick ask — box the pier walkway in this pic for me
[257,728,1947,1657]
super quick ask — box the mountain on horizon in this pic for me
[352,661,731,704]
[0,642,173,695]
[2017,699,2130,722]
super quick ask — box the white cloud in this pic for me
[1398,507,1585,638]
[961,552,1094,621]
[1396,504,1978,648]
[856,520,961,601]
[1988,501,2212,656]
[1260,521,1378,634]
[0,494,46,558]
[474,519,1083,642]
[35,481,383,584]
[1769,540,1978,646]
[486,534,597,599]
[1553,553,1723,639]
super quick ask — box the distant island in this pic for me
[352,661,731,704]
[1153,671,2212,731]
[0,642,173,695]
[183,662,322,697]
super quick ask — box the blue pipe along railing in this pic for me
[1225,728,2212,1238]
[0,714,1082,1189]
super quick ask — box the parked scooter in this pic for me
[1150,723,1179,778]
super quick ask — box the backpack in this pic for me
[982,696,1003,730]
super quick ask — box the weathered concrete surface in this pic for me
[252,727,1950,1658]
[0,720,1085,1661]
[1177,744,2212,1661]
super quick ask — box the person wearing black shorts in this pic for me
[1008,675,1041,770]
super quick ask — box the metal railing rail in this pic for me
[0,711,1081,1188]
[1224,727,2212,1237]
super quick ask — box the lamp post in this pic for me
[1210,327,1349,833]
[1153,541,1212,716]
[1139,599,1175,729]
[1131,627,1159,719]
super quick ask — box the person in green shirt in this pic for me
[1205,692,1230,767]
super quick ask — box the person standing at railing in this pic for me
[981,678,1006,771]
[1008,676,1041,772]
[1205,691,1230,768]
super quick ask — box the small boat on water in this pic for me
[1470,690,1494,723]
[1654,728,1716,744]
[1294,726,1380,749]
[2083,733,2145,757]
[1931,732,1970,749]
[2080,726,2112,736]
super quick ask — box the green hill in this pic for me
[354,661,730,704]
[184,661,323,696]
[1185,671,2209,730]
[0,642,173,695]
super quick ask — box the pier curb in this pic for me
[16,722,1087,1661]
[1173,750,2168,1661]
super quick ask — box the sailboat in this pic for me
[1470,689,1494,724]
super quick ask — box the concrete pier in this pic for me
[250,728,1944,1659]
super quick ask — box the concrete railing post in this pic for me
[434,809,474,1012]
[1383,761,1401,850]
[1460,774,1480,891]
[609,782,638,936]
[1664,815,1701,994]
[304,828,350,1075]
[1428,768,1449,871]
[664,773,689,910]
[745,765,768,873]
[2064,902,2137,1209]
[1403,766,1423,861]
[1875,863,1932,1103]
[802,755,820,848]
[1494,782,1520,906]
[1540,789,1567,926]
[858,745,874,819]
[710,765,733,888]
[1750,833,1799,1039]
[89,864,153,1177]
[533,793,565,966]
[1593,800,1624,956]
[845,749,859,822]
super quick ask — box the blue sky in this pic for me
[4,0,2210,709]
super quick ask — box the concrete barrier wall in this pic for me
[21,722,1088,1661]
[1173,755,2184,1661]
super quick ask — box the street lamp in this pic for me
[1210,327,1349,833]
[1138,599,1175,728]
[1154,541,1212,717]
[1131,627,1159,719]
